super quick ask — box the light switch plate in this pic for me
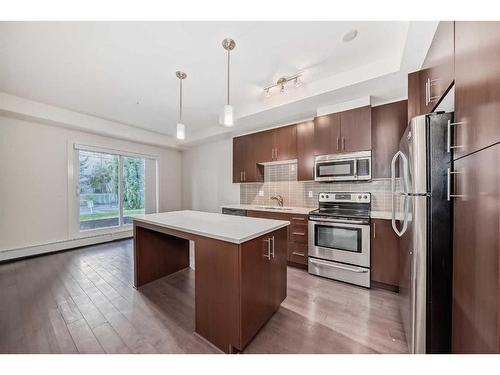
[308,190,313,198]
[259,190,264,197]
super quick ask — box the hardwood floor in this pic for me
[0,239,408,354]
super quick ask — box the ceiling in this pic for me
[0,21,437,146]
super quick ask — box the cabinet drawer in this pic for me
[288,242,308,265]
[290,225,308,244]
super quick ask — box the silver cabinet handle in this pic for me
[373,222,376,239]
[428,78,440,103]
[309,258,368,273]
[271,236,275,258]
[243,171,246,182]
[292,217,305,221]
[336,137,340,151]
[292,232,305,236]
[341,137,345,150]
[292,252,305,257]
[446,120,465,153]
[264,238,271,260]
[275,148,278,160]
[240,171,243,181]
[447,167,465,201]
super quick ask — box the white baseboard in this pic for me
[0,230,133,262]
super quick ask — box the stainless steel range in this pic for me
[308,192,371,288]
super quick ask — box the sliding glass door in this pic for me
[76,147,156,233]
[122,156,145,225]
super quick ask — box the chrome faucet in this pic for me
[270,195,284,207]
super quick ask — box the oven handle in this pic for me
[309,258,369,273]
[309,217,369,225]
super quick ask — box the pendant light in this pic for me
[221,38,236,127]
[176,71,187,140]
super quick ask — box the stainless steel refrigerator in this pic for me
[391,112,453,354]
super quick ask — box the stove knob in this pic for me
[363,195,368,199]
[320,194,324,199]
[358,195,362,200]
[325,194,330,199]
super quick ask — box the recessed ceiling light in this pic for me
[342,29,358,43]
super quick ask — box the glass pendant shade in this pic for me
[176,122,185,140]
[222,104,234,127]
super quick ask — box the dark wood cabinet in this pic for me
[273,124,297,161]
[339,106,372,152]
[452,143,500,353]
[371,100,408,178]
[247,210,308,267]
[252,125,297,163]
[314,106,371,156]
[296,120,315,181]
[407,21,454,120]
[314,112,341,156]
[420,21,455,114]
[252,129,275,163]
[232,135,263,183]
[370,219,400,289]
[453,21,500,160]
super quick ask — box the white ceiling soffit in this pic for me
[0,21,438,148]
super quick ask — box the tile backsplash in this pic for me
[240,162,399,212]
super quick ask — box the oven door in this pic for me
[308,219,370,267]
[314,158,355,181]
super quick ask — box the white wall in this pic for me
[181,136,239,213]
[0,114,182,253]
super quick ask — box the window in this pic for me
[76,146,157,233]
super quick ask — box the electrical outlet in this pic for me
[308,190,313,198]
[258,190,264,197]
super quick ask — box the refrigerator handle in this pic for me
[391,151,410,237]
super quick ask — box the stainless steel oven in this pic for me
[308,217,370,267]
[308,192,371,288]
[314,151,371,182]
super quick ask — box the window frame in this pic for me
[68,143,158,240]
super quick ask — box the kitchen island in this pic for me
[133,210,290,353]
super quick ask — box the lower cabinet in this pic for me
[247,210,309,267]
[240,227,287,349]
[370,219,400,290]
[452,143,500,353]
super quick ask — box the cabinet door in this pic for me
[371,100,408,178]
[408,70,422,120]
[452,144,500,353]
[370,219,400,288]
[339,106,372,152]
[269,228,288,310]
[273,124,297,161]
[233,136,245,183]
[240,234,274,348]
[296,120,315,181]
[243,133,264,182]
[252,129,274,163]
[314,112,341,156]
[420,21,455,113]
[454,21,500,159]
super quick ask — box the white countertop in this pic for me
[221,204,312,215]
[133,210,290,244]
[221,204,397,220]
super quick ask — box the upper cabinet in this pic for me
[233,134,263,183]
[314,106,371,156]
[253,124,297,163]
[296,120,315,181]
[371,100,408,178]
[453,21,500,160]
[314,112,341,155]
[339,106,372,152]
[408,21,455,120]
[420,21,455,113]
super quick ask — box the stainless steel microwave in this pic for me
[314,151,372,182]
